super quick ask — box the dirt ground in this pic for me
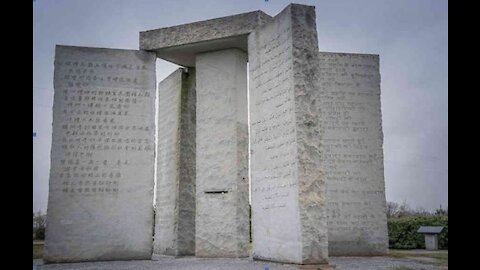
[33,250,448,270]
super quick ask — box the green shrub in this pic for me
[34,227,46,240]
[388,215,448,249]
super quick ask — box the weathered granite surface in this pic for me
[140,10,271,49]
[45,45,156,263]
[154,68,196,256]
[195,49,249,257]
[139,11,271,67]
[318,52,388,256]
[249,4,328,264]
[177,68,197,255]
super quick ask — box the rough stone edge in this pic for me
[153,68,183,256]
[233,49,250,258]
[289,4,329,264]
[177,67,197,256]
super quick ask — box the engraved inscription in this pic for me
[50,49,155,197]
[250,22,296,213]
[318,52,388,254]
[45,46,156,262]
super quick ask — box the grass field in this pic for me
[33,241,44,259]
[389,249,448,267]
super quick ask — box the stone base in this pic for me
[298,264,336,269]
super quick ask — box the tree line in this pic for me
[33,211,46,240]
[386,201,448,218]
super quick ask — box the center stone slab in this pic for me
[195,48,249,257]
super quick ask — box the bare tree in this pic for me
[386,200,446,218]
[396,200,414,217]
[33,211,46,228]
[435,205,448,216]
[386,201,400,218]
[33,211,47,240]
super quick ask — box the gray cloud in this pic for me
[33,0,447,212]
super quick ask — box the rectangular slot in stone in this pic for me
[204,190,229,194]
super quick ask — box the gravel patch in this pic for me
[33,255,447,270]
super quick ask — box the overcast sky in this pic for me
[33,0,448,213]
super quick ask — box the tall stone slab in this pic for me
[249,4,328,264]
[155,68,196,256]
[195,48,249,257]
[45,45,156,263]
[318,52,388,255]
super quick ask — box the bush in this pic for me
[388,215,448,249]
[35,227,46,240]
